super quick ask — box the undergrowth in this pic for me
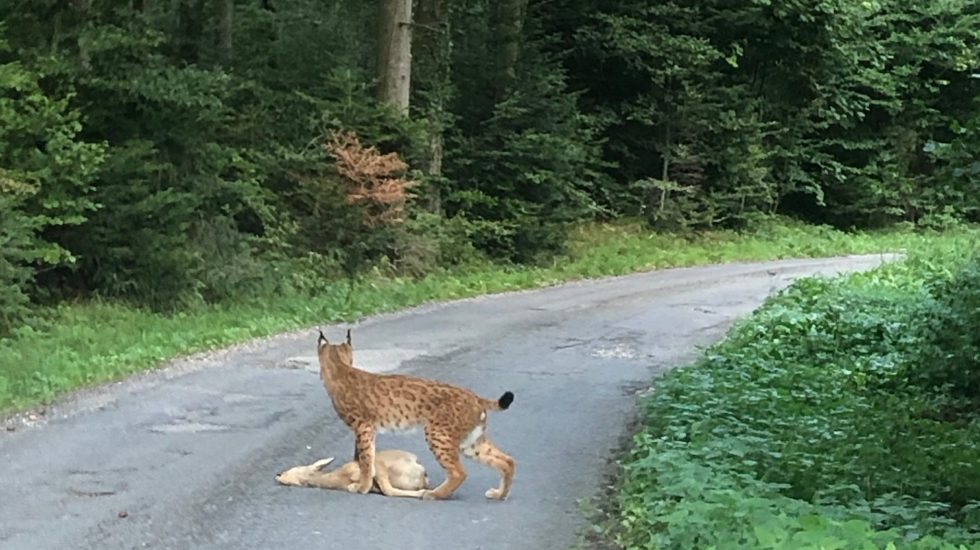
[607,235,980,548]
[0,219,976,414]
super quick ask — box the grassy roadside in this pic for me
[1,219,976,414]
[603,235,980,549]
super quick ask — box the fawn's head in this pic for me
[274,457,336,486]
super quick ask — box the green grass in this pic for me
[606,235,980,549]
[1,218,977,414]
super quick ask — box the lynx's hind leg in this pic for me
[421,427,467,500]
[463,436,515,500]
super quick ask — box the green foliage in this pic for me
[573,2,762,227]
[606,240,980,548]
[548,0,980,229]
[614,445,959,550]
[924,103,980,226]
[0,27,105,332]
[0,194,34,333]
[908,255,980,401]
[68,24,269,310]
[445,35,606,261]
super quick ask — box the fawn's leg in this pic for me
[311,462,360,491]
[375,469,427,499]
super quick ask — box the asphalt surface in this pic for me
[0,255,894,550]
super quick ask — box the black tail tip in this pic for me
[498,391,514,410]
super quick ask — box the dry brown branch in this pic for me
[324,131,416,226]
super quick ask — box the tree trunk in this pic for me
[377,0,413,113]
[414,0,450,212]
[73,0,92,70]
[51,11,62,55]
[493,0,527,100]
[175,0,206,63]
[218,0,234,62]
[659,125,672,214]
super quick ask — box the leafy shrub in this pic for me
[0,30,105,329]
[607,246,980,548]
[0,194,34,333]
[186,217,280,304]
[909,255,980,401]
[923,105,980,226]
[389,212,486,276]
[615,444,961,550]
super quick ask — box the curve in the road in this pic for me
[0,255,894,550]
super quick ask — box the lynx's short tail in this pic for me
[483,391,514,411]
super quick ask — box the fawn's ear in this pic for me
[346,329,352,346]
[318,329,328,349]
[313,457,336,471]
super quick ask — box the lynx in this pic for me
[275,449,429,498]
[317,329,516,501]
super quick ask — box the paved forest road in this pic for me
[0,255,893,550]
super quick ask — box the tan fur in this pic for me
[275,449,429,498]
[317,330,516,501]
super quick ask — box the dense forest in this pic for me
[2,0,979,334]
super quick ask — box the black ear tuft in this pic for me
[346,328,352,345]
[498,391,514,410]
[318,329,328,346]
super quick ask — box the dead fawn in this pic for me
[276,449,429,498]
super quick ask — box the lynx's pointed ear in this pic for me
[318,329,328,348]
[346,329,352,346]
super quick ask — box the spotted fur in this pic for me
[317,330,516,501]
